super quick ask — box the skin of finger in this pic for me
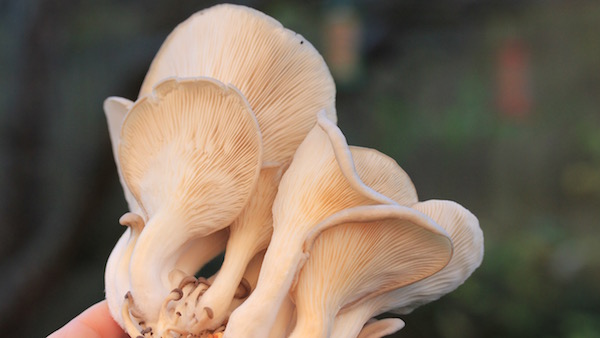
[47,300,128,338]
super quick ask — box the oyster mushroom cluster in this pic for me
[103,4,484,338]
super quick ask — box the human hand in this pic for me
[48,300,128,338]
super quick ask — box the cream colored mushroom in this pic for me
[330,200,483,338]
[103,95,231,329]
[132,6,337,332]
[117,77,262,337]
[139,3,336,166]
[288,204,452,338]
[103,97,141,216]
[224,113,418,338]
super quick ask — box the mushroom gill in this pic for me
[139,3,336,166]
[130,5,339,333]
[330,200,484,338]
[288,204,452,338]
[101,4,485,338]
[117,77,262,337]
[103,96,141,216]
[224,113,419,338]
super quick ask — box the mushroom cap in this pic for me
[389,199,484,314]
[289,204,452,337]
[103,96,142,216]
[139,3,336,165]
[119,77,262,322]
[119,77,262,234]
[272,112,417,240]
[330,200,483,338]
[225,115,427,338]
[350,146,417,206]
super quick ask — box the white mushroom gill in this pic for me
[102,3,484,338]
[117,77,262,336]
[329,200,483,338]
[139,4,336,166]
[288,204,452,338]
[224,114,422,338]
[103,96,141,216]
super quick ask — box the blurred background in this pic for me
[1,0,599,337]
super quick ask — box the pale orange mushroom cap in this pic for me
[289,204,452,338]
[330,200,483,338]
[103,96,141,216]
[117,77,263,327]
[119,77,262,228]
[138,4,336,166]
[224,113,426,338]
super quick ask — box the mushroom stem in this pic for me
[105,213,145,328]
[330,304,379,338]
[192,231,259,331]
[357,318,405,338]
[128,209,192,323]
[192,166,280,331]
[268,295,295,338]
[170,229,229,288]
[287,305,333,338]
[224,232,306,338]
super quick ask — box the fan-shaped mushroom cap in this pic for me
[139,3,336,166]
[192,165,284,330]
[103,96,141,216]
[330,200,483,338]
[103,98,147,329]
[288,204,452,338]
[224,113,419,338]
[389,200,484,314]
[119,77,262,324]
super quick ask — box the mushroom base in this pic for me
[121,274,252,338]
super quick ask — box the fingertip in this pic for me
[47,300,126,338]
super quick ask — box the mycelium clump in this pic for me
[103,4,484,338]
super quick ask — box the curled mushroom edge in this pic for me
[101,3,484,338]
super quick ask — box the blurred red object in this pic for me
[324,5,362,86]
[496,38,533,120]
